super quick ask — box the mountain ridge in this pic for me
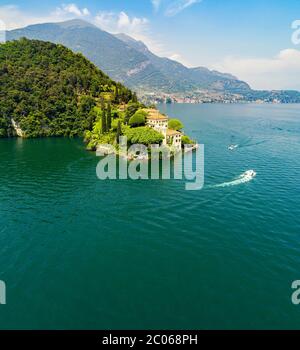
[115,33,242,82]
[6,19,251,94]
[6,19,300,103]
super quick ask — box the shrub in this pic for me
[168,119,184,131]
[125,127,164,145]
[129,110,147,127]
[182,135,194,145]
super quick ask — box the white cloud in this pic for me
[0,5,44,29]
[118,12,149,33]
[165,0,202,17]
[0,3,189,68]
[55,4,90,17]
[94,11,148,37]
[169,53,181,61]
[168,53,191,66]
[151,0,162,12]
[0,4,165,58]
[0,4,90,30]
[212,49,300,90]
[93,10,187,64]
[94,11,166,55]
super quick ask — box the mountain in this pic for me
[7,20,170,92]
[6,19,300,103]
[0,38,132,138]
[7,20,250,94]
[115,33,251,94]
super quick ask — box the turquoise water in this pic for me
[0,103,300,329]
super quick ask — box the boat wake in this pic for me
[210,170,257,188]
[228,144,239,151]
[228,136,267,150]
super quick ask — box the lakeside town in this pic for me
[138,91,294,105]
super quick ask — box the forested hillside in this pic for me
[0,38,133,137]
[7,20,169,92]
[7,20,250,94]
[8,20,300,103]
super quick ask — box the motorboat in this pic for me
[228,144,238,151]
[243,170,257,178]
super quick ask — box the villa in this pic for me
[144,109,182,150]
[166,129,182,151]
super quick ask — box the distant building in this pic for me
[144,109,168,145]
[166,129,182,151]
[144,109,182,149]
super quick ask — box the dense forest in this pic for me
[0,38,133,137]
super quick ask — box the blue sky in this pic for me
[1,0,300,90]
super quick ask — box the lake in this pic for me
[0,103,300,329]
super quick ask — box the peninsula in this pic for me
[0,38,195,155]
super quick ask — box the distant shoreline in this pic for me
[155,101,300,105]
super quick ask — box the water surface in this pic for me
[0,103,299,329]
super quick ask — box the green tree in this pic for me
[125,127,164,145]
[0,39,134,138]
[106,103,112,130]
[182,135,193,145]
[132,92,138,103]
[168,119,184,131]
[100,97,105,111]
[79,96,96,115]
[101,110,107,133]
[114,85,119,103]
[116,120,122,143]
[125,103,140,124]
[129,110,147,127]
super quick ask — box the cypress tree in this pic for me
[100,96,105,111]
[115,85,119,103]
[101,109,107,133]
[107,103,112,130]
[116,120,122,143]
[132,92,138,103]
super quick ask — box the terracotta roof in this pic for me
[167,129,182,136]
[144,109,168,121]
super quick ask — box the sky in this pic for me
[0,0,300,90]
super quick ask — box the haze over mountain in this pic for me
[6,20,249,92]
[6,19,300,103]
[115,33,251,94]
[7,20,169,92]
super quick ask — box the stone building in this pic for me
[144,109,182,149]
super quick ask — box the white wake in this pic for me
[211,170,256,188]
